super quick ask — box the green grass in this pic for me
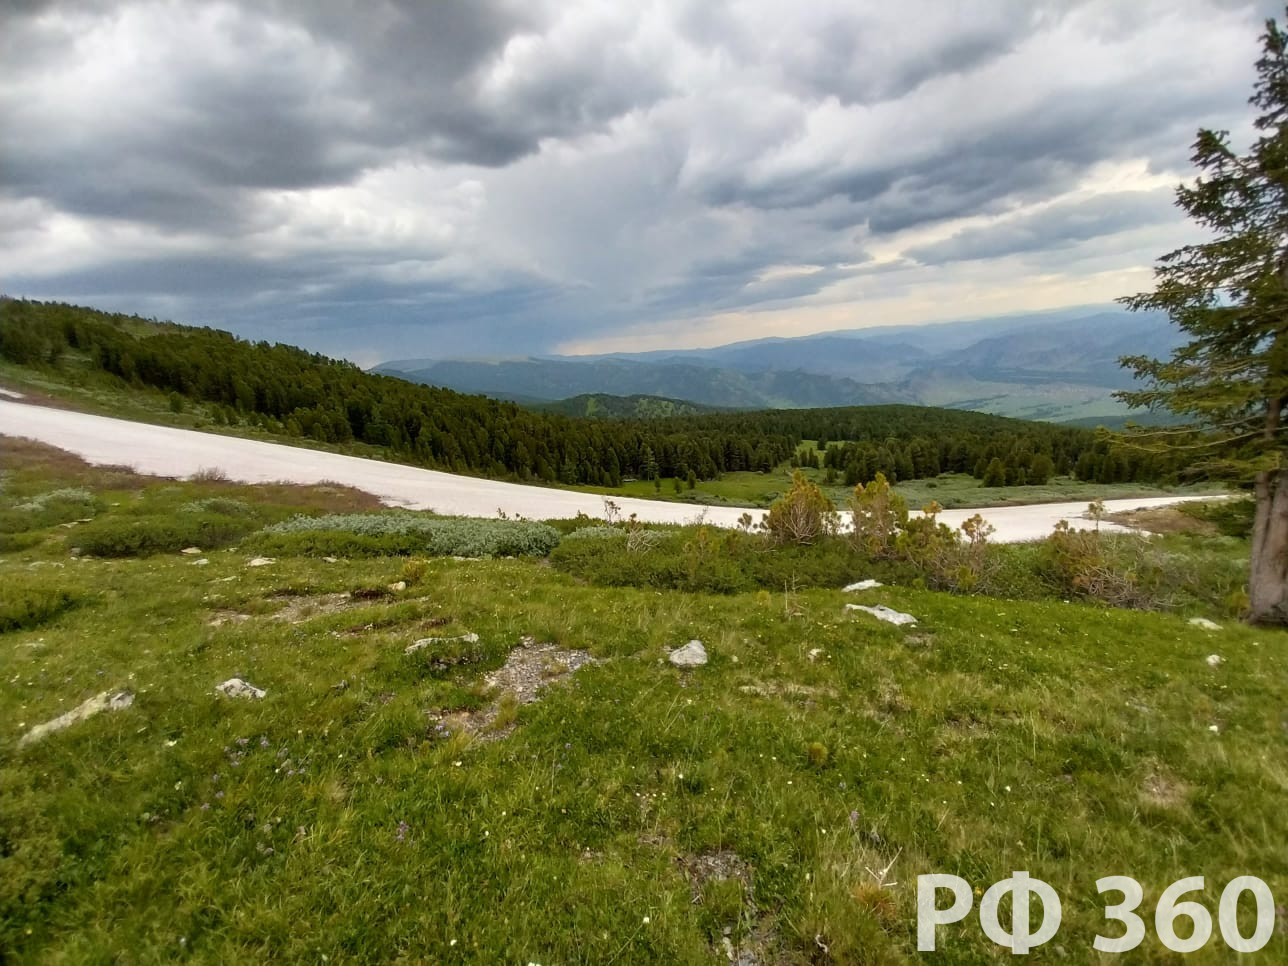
[2,441,1285,963]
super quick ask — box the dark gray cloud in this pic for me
[908,190,1180,264]
[0,0,1282,358]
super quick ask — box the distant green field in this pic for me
[570,467,1224,511]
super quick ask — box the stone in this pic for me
[842,579,883,591]
[388,580,407,592]
[668,639,708,668]
[19,690,134,747]
[246,557,275,567]
[190,558,209,566]
[406,633,480,654]
[845,604,917,626]
[1206,654,1223,668]
[215,678,266,699]
[180,547,203,555]
[323,556,339,564]
[1189,617,1222,631]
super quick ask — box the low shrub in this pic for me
[559,526,628,542]
[72,512,254,557]
[550,526,915,594]
[242,530,426,558]
[1180,496,1255,538]
[255,512,560,558]
[764,471,837,545]
[2,487,101,535]
[1029,523,1248,612]
[0,580,78,632]
[179,497,254,516]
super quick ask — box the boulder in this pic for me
[215,678,266,699]
[668,639,708,668]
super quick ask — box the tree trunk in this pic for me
[1248,467,1288,624]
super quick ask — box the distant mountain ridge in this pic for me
[375,307,1180,422]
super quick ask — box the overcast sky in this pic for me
[1,0,1280,364]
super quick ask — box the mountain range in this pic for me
[374,306,1181,422]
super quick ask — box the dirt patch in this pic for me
[340,614,452,638]
[269,592,355,624]
[429,637,595,741]
[207,611,252,628]
[1141,766,1192,810]
[1106,507,1217,536]
[678,850,753,902]
[675,851,777,966]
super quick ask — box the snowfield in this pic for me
[0,399,1213,542]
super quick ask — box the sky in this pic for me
[1,0,1281,366]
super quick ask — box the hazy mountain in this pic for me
[376,307,1180,421]
[373,357,913,409]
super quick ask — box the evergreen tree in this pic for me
[1119,10,1288,622]
[982,458,1007,487]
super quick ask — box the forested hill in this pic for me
[536,394,721,419]
[0,299,1178,488]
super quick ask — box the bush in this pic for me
[241,530,426,559]
[256,512,561,558]
[559,526,628,542]
[550,526,916,594]
[72,512,253,557]
[2,487,101,536]
[849,473,907,557]
[1181,497,1255,538]
[764,471,837,545]
[1028,523,1246,612]
[179,497,254,516]
[0,580,77,632]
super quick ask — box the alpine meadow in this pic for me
[3,3,1288,965]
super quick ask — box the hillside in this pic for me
[373,357,911,410]
[377,307,1180,421]
[1,440,1282,962]
[536,393,722,419]
[0,300,1182,495]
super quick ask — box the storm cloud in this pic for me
[0,0,1281,361]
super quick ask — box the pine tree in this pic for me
[1119,10,1288,623]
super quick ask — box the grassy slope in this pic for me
[2,443,1285,962]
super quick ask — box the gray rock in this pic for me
[668,639,708,668]
[215,678,266,699]
[845,603,917,626]
[19,690,134,747]
[843,579,883,591]
[1189,617,1222,631]
[246,557,275,568]
[406,633,480,655]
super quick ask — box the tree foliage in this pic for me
[1118,10,1288,623]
